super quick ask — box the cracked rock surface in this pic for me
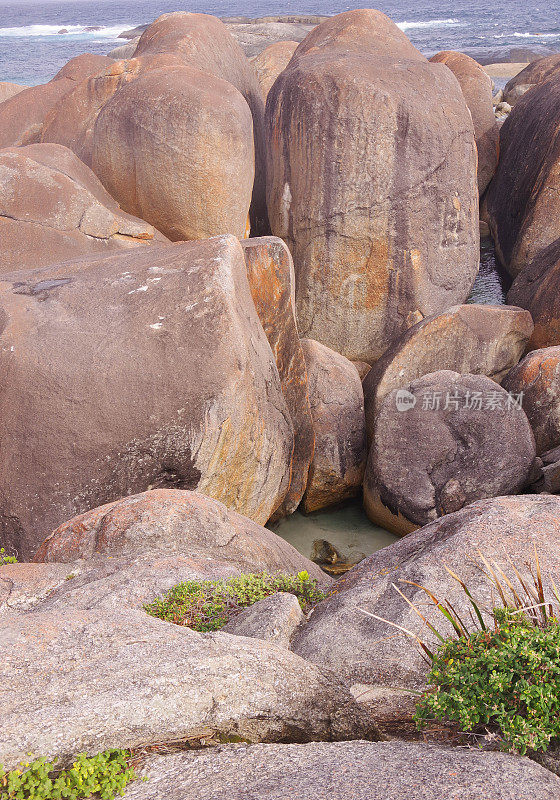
[0,142,167,273]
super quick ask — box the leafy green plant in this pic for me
[0,548,17,565]
[144,570,325,632]
[359,547,560,754]
[0,749,137,799]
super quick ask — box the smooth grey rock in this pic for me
[364,371,536,533]
[222,591,303,648]
[292,495,560,722]
[122,741,560,800]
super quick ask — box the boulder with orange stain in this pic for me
[483,77,560,277]
[363,303,534,444]
[0,235,293,560]
[503,346,560,454]
[0,143,168,273]
[301,339,367,513]
[0,54,113,149]
[265,10,479,363]
[242,237,315,516]
[429,50,498,194]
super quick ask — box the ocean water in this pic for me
[1,0,560,85]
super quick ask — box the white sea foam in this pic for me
[0,24,130,38]
[493,31,560,39]
[396,18,462,32]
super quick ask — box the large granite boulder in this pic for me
[0,143,166,272]
[507,238,560,349]
[292,495,560,719]
[92,65,254,241]
[124,741,560,800]
[0,81,25,103]
[0,54,113,148]
[35,489,326,583]
[483,77,560,276]
[364,371,536,534]
[429,50,499,194]
[265,9,479,363]
[134,12,268,233]
[301,339,366,513]
[41,53,184,168]
[242,237,314,516]
[503,53,560,106]
[363,304,534,443]
[0,236,293,559]
[502,346,560,454]
[251,40,298,99]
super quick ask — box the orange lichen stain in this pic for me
[364,237,391,310]
[243,215,251,239]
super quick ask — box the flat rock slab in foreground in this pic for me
[122,741,560,800]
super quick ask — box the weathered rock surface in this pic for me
[292,495,560,714]
[266,9,479,363]
[503,53,560,106]
[0,236,293,559]
[363,304,534,442]
[226,17,322,57]
[429,50,499,194]
[123,741,560,800]
[41,54,184,168]
[301,339,366,513]
[107,39,139,60]
[251,40,298,98]
[242,237,314,516]
[36,489,325,582]
[483,77,560,276]
[133,12,268,233]
[364,371,536,533]
[92,65,254,242]
[0,605,377,772]
[502,346,560,454]
[0,143,165,272]
[0,81,25,103]
[0,54,113,148]
[507,238,560,349]
[222,591,303,648]
[0,563,73,614]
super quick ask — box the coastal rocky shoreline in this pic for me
[4,8,560,798]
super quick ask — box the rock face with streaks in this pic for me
[0,54,113,148]
[242,237,314,516]
[222,591,304,648]
[301,339,367,513]
[0,143,166,272]
[429,50,499,194]
[0,236,293,559]
[502,346,560,454]
[503,53,560,106]
[363,304,534,443]
[292,495,560,715]
[507,238,560,349]
[122,741,560,800]
[483,76,560,276]
[363,371,536,533]
[251,40,298,99]
[266,9,479,363]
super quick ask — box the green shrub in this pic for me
[0,548,17,565]
[144,570,325,632]
[415,607,560,754]
[359,547,560,754]
[0,749,137,799]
